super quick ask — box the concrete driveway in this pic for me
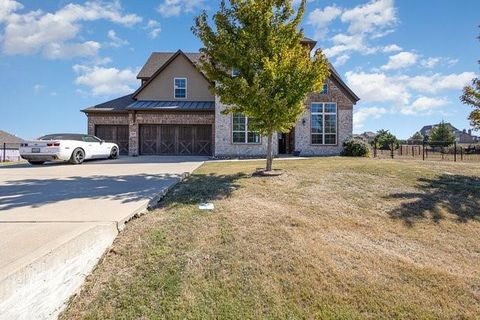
[0,156,206,320]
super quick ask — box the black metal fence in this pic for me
[373,140,480,162]
[1,143,22,162]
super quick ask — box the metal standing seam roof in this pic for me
[126,100,215,111]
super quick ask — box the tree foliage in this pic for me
[192,0,330,171]
[410,131,424,141]
[341,138,370,157]
[374,129,399,150]
[429,121,456,147]
[460,27,480,129]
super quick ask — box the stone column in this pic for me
[128,112,139,156]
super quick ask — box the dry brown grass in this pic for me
[61,157,480,319]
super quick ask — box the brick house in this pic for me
[82,38,359,157]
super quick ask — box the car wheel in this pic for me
[28,161,45,165]
[70,148,85,164]
[109,147,119,159]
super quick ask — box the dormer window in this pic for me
[321,83,328,95]
[174,78,187,99]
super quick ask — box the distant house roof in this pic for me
[420,123,458,136]
[127,100,215,111]
[0,130,23,146]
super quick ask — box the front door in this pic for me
[278,128,295,155]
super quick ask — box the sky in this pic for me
[0,0,478,140]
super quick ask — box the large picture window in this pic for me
[232,113,260,144]
[174,78,187,99]
[311,103,337,145]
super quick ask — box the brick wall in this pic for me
[214,95,278,157]
[294,78,354,156]
[87,113,129,135]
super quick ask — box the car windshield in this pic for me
[39,134,84,141]
[82,136,102,143]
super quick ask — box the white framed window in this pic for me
[311,102,337,145]
[174,78,187,99]
[232,113,260,144]
[321,83,328,95]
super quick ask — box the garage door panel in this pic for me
[140,125,212,156]
[95,125,129,155]
[159,126,176,154]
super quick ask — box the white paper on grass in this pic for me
[199,203,214,210]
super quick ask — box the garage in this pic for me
[95,125,129,155]
[140,125,212,156]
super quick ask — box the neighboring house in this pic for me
[0,130,24,162]
[82,38,360,157]
[353,131,377,143]
[419,123,479,144]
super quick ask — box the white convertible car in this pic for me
[19,133,119,165]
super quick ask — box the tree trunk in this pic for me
[266,133,273,172]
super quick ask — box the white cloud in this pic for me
[107,29,129,48]
[157,0,204,17]
[404,72,476,94]
[346,70,477,116]
[382,44,402,52]
[0,0,141,59]
[307,6,342,38]
[33,84,44,93]
[73,64,139,96]
[354,107,388,129]
[420,57,440,69]
[43,41,101,59]
[146,20,161,39]
[0,0,22,22]
[341,0,397,35]
[381,51,418,70]
[401,96,448,115]
[309,0,398,59]
[334,54,350,66]
[345,71,410,105]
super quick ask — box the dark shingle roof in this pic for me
[137,52,203,79]
[127,101,214,111]
[82,94,135,112]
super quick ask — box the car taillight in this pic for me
[21,143,28,147]
[47,143,60,147]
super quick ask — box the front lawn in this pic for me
[61,158,480,319]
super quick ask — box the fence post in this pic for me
[422,141,425,161]
[373,139,377,158]
[391,143,394,159]
[461,147,464,161]
[454,142,457,162]
[2,143,5,163]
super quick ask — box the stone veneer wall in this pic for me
[214,95,278,157]
[87,113,129,135]
[294,78,354,156]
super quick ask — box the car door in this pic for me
[82,135,104,158]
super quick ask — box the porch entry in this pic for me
[278,128,295,155]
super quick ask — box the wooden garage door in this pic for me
[140,125,212,156]
[95,125,129,155]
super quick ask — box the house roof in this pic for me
[328,63,360,103]
[0,130,24,144]
[83,96,214,113]
[132,50,210,99]
[420,123,459,135]
[82,94,135,113]
[137,52,203,79]
[127,100,215,111]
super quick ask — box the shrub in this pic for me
[341,138,371,157]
